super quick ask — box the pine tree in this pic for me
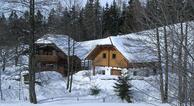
[35,10,45,37]
[61,8,71,35]
[47,8,60,33]
[109,0,120,36]
[94,0,102,38]
[0,13,8,46]
[8,11,21,46]
[127,0,143,32]
[113,75,132,103]
[120,2,133,33]
[9,11,18,22]
[102,3,111,37]
[83,0,96,40]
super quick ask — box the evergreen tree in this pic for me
[102,1,120,37]
[35,10,43,25]
[83,0,96,40]
[23,11,30,22]
[61,7,71,35]
[77,9,87,41]
[47,8,61,33]
[90,84,101,96]
[9,11,18,22]
[0,13,8,46]
[35,10,46,37]
[1,13,6,22]
[102,3,111,37]
[128,0,144,31]
[109,0,120,36]
[8,11,20,46]
[113,75,132,103]
[120,2,133,33]
[94,0,103,38]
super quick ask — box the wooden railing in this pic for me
[35,55,58,62]
[39,66,58,71]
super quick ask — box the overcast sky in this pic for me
[99,0,115,6]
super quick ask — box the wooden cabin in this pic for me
[35,43,81,76]
[86,44,157,76]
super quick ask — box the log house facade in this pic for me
[86,44,157,76]
[35,43,81,76]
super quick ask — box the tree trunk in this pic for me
[0,67,3,100]
[183,23,188,105]
[69,40,75,93]
[156,28,165,103]
[66,35,71,90]
[178,22,184,106]
[15,46,19,66]
[29,0,37,104]
[164,26,169,103]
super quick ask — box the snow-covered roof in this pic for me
[36,33,158,62]
[75,37,112,60]
[111,36,157,63]
[83,35,158,63]
[36,34,78,56]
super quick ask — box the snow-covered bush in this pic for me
[90,85,101,96]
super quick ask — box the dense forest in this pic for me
[1,0,193,45]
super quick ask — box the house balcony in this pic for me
[39,66,58,71]
[35,55,58,62]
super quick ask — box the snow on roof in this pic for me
[36,33,158,62]
[76,37,112,60]
[110,35,157,62]
[36,34,78,56]
[75,34,157,63]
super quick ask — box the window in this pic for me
[112,54,116,59]
[102,53,106,58]
[43,50,53,55]
[102,70,105,75]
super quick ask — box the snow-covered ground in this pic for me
[1,66,169,106]
[1,103,170,106]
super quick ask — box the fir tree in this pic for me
[9,11,18,22]
[83,0,96,40]
[102,3,111,37]
[94,0,102,38]
[35,10,45,37]
[0,13,8,46]
[113,75,132,103]
[23,11,30,22]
